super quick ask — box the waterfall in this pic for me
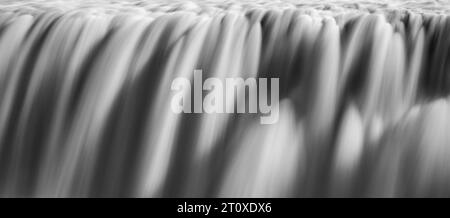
[1,0,450,197]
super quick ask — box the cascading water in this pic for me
[0,0,450,197]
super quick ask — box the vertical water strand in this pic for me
[303,16,340,196]
[54,15,150,197]
[183,13,262,197]
[307,17,340,140]
[99,16,173,197]
[157,14,212,197]
[381,31,407,121]
[360,15,392,124]
[195,12,248,158]
[422,15,450,98]
[0,15,36,196]
[36,14,113,197]
[180,13,247,197]
[338,13,370,98]
[6,14,87,196]
[403,14,424,108]
[138,13,209,197]
[175,13,224,197]
[0,15,34,148]
[137,16,190,197]
[0,13,60,196]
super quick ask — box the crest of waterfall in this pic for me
[1,0,450,197]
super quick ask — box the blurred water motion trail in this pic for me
[1,0,450,197]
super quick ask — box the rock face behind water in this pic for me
[0,0,450,197]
